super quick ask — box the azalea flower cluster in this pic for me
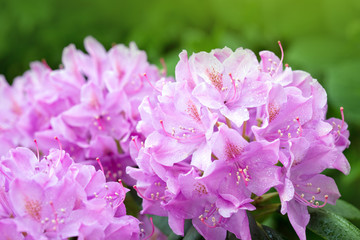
[127,44,350,240]
[0,36,171,185]
[0,37,169,239]
[0,37,351,240]
[0,145,140,239]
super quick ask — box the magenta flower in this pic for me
[0,146,140,239]
[130,44,351,240]
[0,37,352,240]
[176,48,270,128]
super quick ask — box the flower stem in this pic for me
[253,192,279,206]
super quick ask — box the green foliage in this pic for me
[326,60,360,123]
[323,199,360,221]
[247,212,287,240]
[308,207,360,239]
[1,1,360,238]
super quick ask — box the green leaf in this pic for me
[149,216,197,239]
[307,207,360,239]
[262,225,288,240]
[323,199,360,221]
[183,225,203,240]
[247,212,286,240]
[168,233,183,240]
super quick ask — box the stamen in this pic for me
[296,117,303,136]
[34,139,40,161]
[143,217,155,240]
[141,73,161,92]
[133,185,154,201]
[295,193,328,208]
[206,206,217,217]
[54,137,62,152]
[41,59,52,70]
[228,73,237,102]
[131,136,140,151]
[94,116,104,130]
[160,58,167,76]
[237,167,250,186]
[112,184,126,209]
[200,217,217,228]
[54,137,62,167]
[49,201,59,227]
[340,107,344,130]
[275,41,284,74]
[160,120,181,140]
[159,120,203,141]
[96,157,104,172]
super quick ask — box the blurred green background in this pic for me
[1,0,359,238]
